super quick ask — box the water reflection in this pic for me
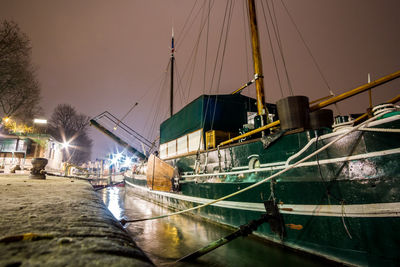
[101,187,332,267]
[101,187,123,220]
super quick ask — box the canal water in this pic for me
[101,187,336,267]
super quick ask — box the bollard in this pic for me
[30,158,48,179]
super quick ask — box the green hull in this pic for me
[125,114,400,266]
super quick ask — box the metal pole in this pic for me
[177,214,269,262]
[310,70,400,111]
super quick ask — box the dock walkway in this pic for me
[0,174,154,266]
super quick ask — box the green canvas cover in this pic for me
[160,94,257,144]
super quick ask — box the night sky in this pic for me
[1,0,399,160]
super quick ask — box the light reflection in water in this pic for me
[102,187,334,267]
[102,187,123,220]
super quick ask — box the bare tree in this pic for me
[0,20,42,124]
[73,133,93,165]
[48,104,93,164]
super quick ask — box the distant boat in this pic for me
[93,1,400,266]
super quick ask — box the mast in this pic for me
[170,28,175,117]
[248,0,268,126]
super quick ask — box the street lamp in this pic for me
[33,119,47,124]
[33,118,47,134]
[62,141,70,149]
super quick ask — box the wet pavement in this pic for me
[101,187,337,267]
[0,174,153,267]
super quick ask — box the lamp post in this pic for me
[33,118,47,134]
[29,118,49,178]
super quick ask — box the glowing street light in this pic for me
[110,157,118,165]
[62,141,70,149]
[114,152,123,161]
[122,156,132,167]
[33,118,47,124]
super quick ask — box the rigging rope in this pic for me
[178,0,215,104]
[279,0,341,114]
[267,0,294,96]
[144,61,170,142]
[280,0,333,97]
[114,65,168,141]
[202,0,211,95]
[196,0,232,155]
[242,0,251,88]
[210,0,235,131]
[113,102,138,130]
[207,0,231,95]
[174,59,188,106]
[173,59,186,108]
[176,0,202,51]
[351,127,400,133]
[122,109,395,224]
[260,1,284,98]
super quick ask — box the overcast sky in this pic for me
[1,0,399,160]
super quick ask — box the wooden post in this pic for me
[248,0,268,123]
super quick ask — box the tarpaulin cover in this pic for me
[160,94,257,144]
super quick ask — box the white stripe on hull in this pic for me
[181,148,400,178]
[125,180,400,218]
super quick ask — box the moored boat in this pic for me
[124,100,400,266]
[92,1,400,265]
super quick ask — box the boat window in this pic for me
[167,140,177,157]
[188,129,203,152]
[159,129,204,159]
[177,135,188,155]
[160,143,167,158]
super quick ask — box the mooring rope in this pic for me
[358,127,400,133]
[121,109,397,224]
